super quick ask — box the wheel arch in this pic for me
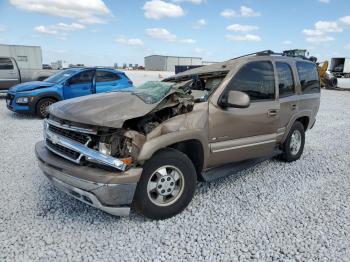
[34,93,61,113]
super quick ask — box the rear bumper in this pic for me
[35,141,142,216]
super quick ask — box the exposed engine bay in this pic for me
[91,73,227,167]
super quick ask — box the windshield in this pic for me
[44,69,79,84]
[132,81,174,104]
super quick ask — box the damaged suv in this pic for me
[35,51,320,219]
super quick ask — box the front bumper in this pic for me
[6,92,35,114]
[35,141,142,216]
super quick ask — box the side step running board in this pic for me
[201,149,282,182]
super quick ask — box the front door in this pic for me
[63,70,94,99]
[208,60,280,167]
[0,58,20,90]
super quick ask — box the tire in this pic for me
[133,148,197,220]
[36,98,56,118]
[280,121,305,162]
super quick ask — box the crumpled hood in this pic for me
[49,91,163,128]
[9,81,54,92]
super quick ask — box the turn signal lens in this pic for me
[120,157,132,166]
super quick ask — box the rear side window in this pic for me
[69,70,94,85]
[226,61,275,101]
[296,62,320,93]
[276,62,295,97]
[0,58,14,70]
[96,71,120,82]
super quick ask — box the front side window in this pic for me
[69,70,94,85]
[96,71,120,82]
[225,61,275,101]
[296,62,320,93]
[0,58,14,70]
[276,62,295,97]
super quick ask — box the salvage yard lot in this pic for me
[1,87,350,260]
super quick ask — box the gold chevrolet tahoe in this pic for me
[35,51,320,219]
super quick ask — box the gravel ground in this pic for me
[1,89,350,261]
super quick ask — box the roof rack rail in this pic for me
[229,50,278,60]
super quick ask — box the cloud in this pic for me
[34,23,85,36]
[226,24,258,32]
[180,38,196,44]
[143,0,184,20]
[145,28,177,42]
[115,36,144,46]
[226,34,261,42]
[315,21,342,32]
[34,22,86,40]
[240,6,261,17]
[303,19,343,44]
[193,19,207,29]
[306,35,335,43]
[283,40,292,45]
[34,25,58,35]
[302,29,324,36]
[145,28,195,44]
[220,6,260,19]
[220,9,237,18]
[318,0,330,3]
[9,0,112,24]
[339,16,350,26]
[172,0,202,4]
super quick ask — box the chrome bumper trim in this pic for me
[44,121,127,171]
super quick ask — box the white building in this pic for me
[0,44,42,69]
[145,55,203,72]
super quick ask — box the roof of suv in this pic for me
[172,51,315,79]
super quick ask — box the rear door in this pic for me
[208,60,280,167]
[0,58,20,90]
[95,70,123,93]
[275,61,299,142]
[63,70,94,99]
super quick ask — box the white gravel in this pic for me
[1,89,350,261]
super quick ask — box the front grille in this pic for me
[48,124,90,144]
[46,139,80,160]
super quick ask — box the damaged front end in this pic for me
[43,80,195,172]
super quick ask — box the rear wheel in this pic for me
[133,148,196,220]
[36,98,56,118]
[280,121,305,162]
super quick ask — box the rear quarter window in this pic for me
[296,62,320,94]
[0,58,14,70]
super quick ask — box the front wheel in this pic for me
[36,98,56,118]
[133,148,197,220]
[280,121,305,162]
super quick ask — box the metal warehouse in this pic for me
[145,55,202,71]
[0,44,42,69]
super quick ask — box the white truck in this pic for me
[0,57,58,92]
[330,57,350,78]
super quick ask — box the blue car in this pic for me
[6,68,133,118]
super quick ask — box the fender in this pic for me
[137,128,209,167]
[281,109,312,143]
[32,91,63,110]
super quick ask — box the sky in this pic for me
[0,0,349,66]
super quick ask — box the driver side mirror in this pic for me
[221,90,250,108]
[63,80,70,87]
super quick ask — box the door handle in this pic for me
[111,83,117,86]
[267,109,278,117]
